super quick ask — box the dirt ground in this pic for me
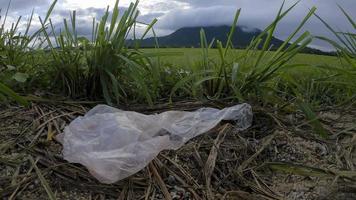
[0,101,355,200]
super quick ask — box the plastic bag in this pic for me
[58,103,252,183]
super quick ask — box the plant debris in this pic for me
[0,102,355,199]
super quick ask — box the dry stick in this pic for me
[155,158,202,200]
[160,163,203,200]
[34,108,56,125]
[345,135,356,170]
[10,166,20,186]
[193,144,218,186]
[25,95,102,105]
[29,149,98,183]
[204,124,232,200]
[159,154,201,188]
[35,111,79,131]
[193,146,204,168]
[117,181,128,200]
[28,126,46,147]
[29,156,57,200]
[2,173,39,197]
[235,132,281,199]
[34,104,45,117]
[52,118,61,135]
[144,180,152,200]
[125,100,219,113]
[8,158,39,200]
[222,190,262,200]
[251,169,279,198]
[266,162,356,183]
[237,131,278,173]
[144,167,153,200]
[149,162,172,200]
[127,179,134,200]
[150,189,156,200]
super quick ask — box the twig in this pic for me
[29,156,57,200]
[155,158,202,200]
[149,162,172,200]
[204,124,232,200]
[237,132,278,173]
[8,158,39,199]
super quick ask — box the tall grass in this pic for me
[40,0,164,105]
[85,0,157,105]
[170,2,316,104]
[38,0,86,98]
[0,0,34,105]
[313,6,356,106]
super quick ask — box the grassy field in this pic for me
[0,0,353,117]
[143,48,342,67]
[0,0,353,108]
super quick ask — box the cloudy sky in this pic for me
[1,0,355,50]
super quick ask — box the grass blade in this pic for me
[0,82,29,106]
[44,0,57,24]
[29,156,57,200]
[297,101,328,138]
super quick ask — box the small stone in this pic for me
[167,175,176,184]
[315,143,328,156]
[28,184,35,190]
[184,192,191,199]
[174,186,185,192]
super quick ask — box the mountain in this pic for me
[129,25,283,48]
[128,25,333,55]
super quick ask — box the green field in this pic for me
[143,48,346,86]
[143,48,342,67]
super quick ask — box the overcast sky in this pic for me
[1,0,355,50]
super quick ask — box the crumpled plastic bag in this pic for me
[58,103,253,183]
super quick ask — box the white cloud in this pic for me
[1,0,355,50]
[0,0,50,11]
[156,6,238,29]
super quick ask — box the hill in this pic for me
[128,25,333,55]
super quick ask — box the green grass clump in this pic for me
[169,2,317,104]
[313,6,356,105]
[40,0,163,105]
[0,0,35,105]
[0,0,354,139]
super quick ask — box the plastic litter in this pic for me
[58,103,253,184]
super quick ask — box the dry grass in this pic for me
[0,101,355,199]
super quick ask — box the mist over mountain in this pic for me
[128,25,331,55]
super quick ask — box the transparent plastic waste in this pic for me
[58,103,253,183]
